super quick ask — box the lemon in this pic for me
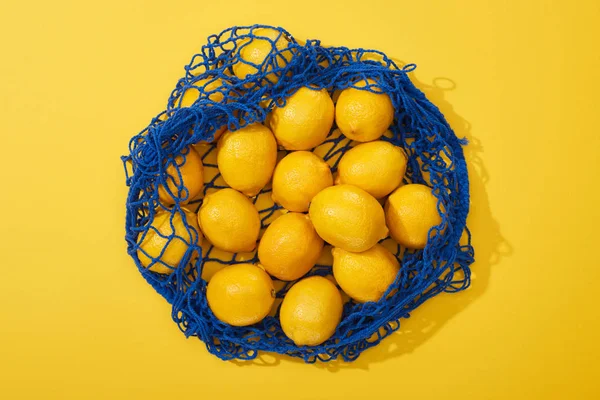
[312,128,355,168]
[335,79,394,142]
[217,123,277,196]
[207,263,275,326]
[178,77,225,107]
[268,86,334,150]
[332,244,400,303]
[198,188,260,252]
[309,184,388,253]
[178,77,228,142]
[200,238,256,282]
[385,184,442,249]
[271,151,333,212]
[158,146,204,205]
[336,140,407,199]
[279,276,343,346]
[233,28,291,83]
[258,213,323,281]
[137,208,201,274]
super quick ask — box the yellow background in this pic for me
[1,0,599,398]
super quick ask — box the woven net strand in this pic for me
[122,25,474,363]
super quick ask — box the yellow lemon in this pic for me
[312,128,355,168]
[336,140,407,199]
[233,28,291,83]
[309,184,388,253]
[271,151,333,212]
[258,213,323,281]
[217,123,278,196]
[198,188,260,252]
[158,146,204,205]
[200,238,256,282]
[279,276,343,346]
[178,77,226,107]
[332,244,400,303]
[268,86,334,150]
[335,79,394,142]
[178,77,228,142]
[207,263,275,326]
[137,208,202,274]
[385,184,442,249]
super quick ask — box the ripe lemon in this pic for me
[217,123,277,196]
[207,263,275,326]
[198,188,260,252]
[385,184,442,249]
[268,86,334,150]
[137,208,201,274]
[309,184,388,253]
[335,79,394,142]
[280,276,343,346]
[158,146,204,205]
[178,77,226,107]
[200,238,256,282]
[332,244,400,303]
[233,28,291,83]
[178,77,228,142]
[312,128,355,168]
[258,213,323,281]
[271,151,333,212]
[336,140,407,199]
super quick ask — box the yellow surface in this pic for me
[0,0,598,398]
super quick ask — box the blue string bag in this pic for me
[122,25,474,363]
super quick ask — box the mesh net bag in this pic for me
[121,25,474,362]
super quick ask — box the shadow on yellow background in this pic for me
[230,70,513,371]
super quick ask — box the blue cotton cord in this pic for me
[122,24,474,363]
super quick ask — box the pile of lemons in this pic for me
[137,28,442,347]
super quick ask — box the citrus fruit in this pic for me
[198,188,260,252]
[200,238,256,282]
[385,184,442,249]
[207,263,275,326]
[158,146,204,205]
[280,276,343,346]
[258,213,323,281]
[332,244,400,303]
[233,28,291,83]
[178,76,226,107]
[178,77,228,142]
[336,140,407,198]
[268,86,334,150]
[271,151,333,212]
[309,184,388,253]
[335,79,394,142]
[137,208,201,274]
[217,123,277,196]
